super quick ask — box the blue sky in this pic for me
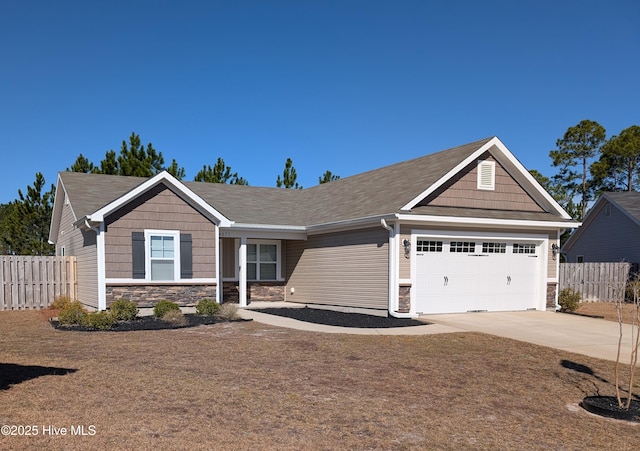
[1,0,638,204]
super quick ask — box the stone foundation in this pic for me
[106,284,216,308]
[398,285,411,313]
[222,281,285,303]
[546,283,558,310]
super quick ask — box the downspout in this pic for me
[85,219,107,311]
[381,218,417,319]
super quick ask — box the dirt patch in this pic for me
[574,302,638,324]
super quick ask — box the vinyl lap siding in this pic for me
[286,227,388,310]
[566,202,640,264]
[57,196,99,309]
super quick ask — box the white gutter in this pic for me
[381,218,418,319]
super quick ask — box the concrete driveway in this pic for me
[424,310,637,362]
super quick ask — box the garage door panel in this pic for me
[414,235,541,314]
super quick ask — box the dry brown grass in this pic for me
[1,310,639,450]
[575,301,639,324]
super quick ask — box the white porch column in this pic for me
[238,236,247,307]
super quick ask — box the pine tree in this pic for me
[591,125,640,193]
[194,158,248,184]
[318,170,340,184]
[550,120,606,220]
[276,158,302,189]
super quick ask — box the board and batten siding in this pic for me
[422,154,544,212]
[104,185,217,279]
[286,227,389,311]
[56,190,99,309]
[565,201,640,264]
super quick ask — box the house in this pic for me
[562,192,640,265]
[49,137,579,317]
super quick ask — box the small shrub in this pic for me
[153,300,180,318]
[162,309,187,326]
[85,311,116,330]
[558,288,581,312]
[50,295,73,311]
[215,302,239,321]
[196,298,220,316]
[110,299,139,321]
[58,301,89,325]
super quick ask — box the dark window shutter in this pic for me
[132,232,146,279]
[180,233,193,279]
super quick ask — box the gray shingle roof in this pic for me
[57,137,571,228]
[606,192,640,224]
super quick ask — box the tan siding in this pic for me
[399,225,411,279]
[286,227,389,310]
[104,185,216,279]
[56,196,98,309]
[222,238,236,278]
[547,230,558,279]
[423,154,544,212]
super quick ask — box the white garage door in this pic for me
[414,236,542,314]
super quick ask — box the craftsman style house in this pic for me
[49,137,579,317]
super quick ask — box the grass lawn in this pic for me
[1,308,639,450]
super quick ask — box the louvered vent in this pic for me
[477,160,495,190]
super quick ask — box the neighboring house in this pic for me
[562,192,640,265]
[49,137,578,317]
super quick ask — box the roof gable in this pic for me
[563,192,640,252]
[400,137,572,220]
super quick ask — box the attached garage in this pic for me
[412,231,547,314]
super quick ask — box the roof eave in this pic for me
[397,213,581,230]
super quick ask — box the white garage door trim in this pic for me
[410,230,548,314]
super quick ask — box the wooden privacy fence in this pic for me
[559,262,632,302]
[0,256,77,310]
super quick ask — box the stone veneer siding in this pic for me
[223,282,285,303]
[398,285,411,313]
[546,282,558,309]
[106,284,216,308]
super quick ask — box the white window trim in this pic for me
[247,239,282,282]
[144,229,181,282]
[477,160,495,191]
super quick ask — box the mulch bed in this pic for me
[50,314,228,332]
[582,396,640,422]
[252,307,429,328]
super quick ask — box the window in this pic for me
[247,241,279,280]
[577,255,584,263]
[150,235,175,280]
[132,231,191,281]
[144,230,180,281]
[513,243,536,254]
[605,203,611,217]
[417,240,442,252]
[482,242,506,253]
[450,241,475,253]
[477,160,495,190]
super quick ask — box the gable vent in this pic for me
[477,160,495,190]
